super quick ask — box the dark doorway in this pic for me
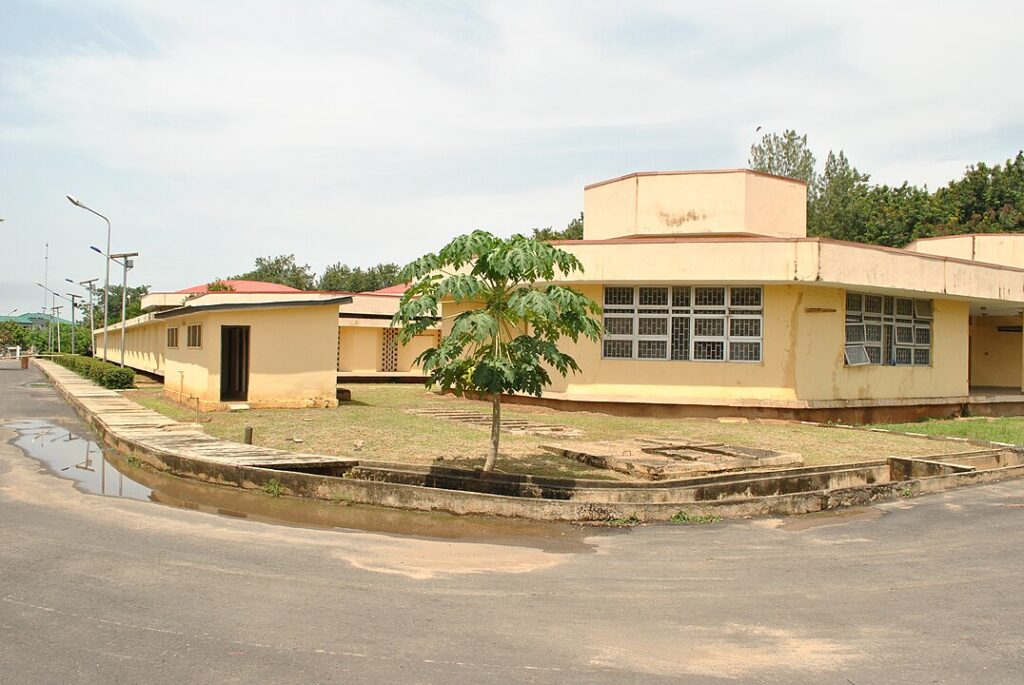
[220,326,250,402]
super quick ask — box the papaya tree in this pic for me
[393,231,602,473]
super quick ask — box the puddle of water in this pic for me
[9,420,153,501]
[6,419,599,552]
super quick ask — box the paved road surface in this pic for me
[1,360,1022,684]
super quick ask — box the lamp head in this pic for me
[66,194,82,207]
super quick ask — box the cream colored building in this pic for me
[443,169,1024,420]
[97,280,436,410]
[336,285,440,379]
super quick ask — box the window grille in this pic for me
[695,287,726,307]
[604,287,633,306]
[693,340,725,360]
[166,327,179,348]
[602,286,762,362]
[604,317,632,336]
[638,317,668,336]
[603,339,632,358]
[729,342,761,362]
[729,287,762,308]
[844,290,932,367]
[638,340,667,359]
[638,287,668,306]
[671,317,690,360]
[186,324,202,348]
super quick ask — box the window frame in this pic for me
[186,323,203,349]
[166,326,179,349]
[601,285,763,363]
[844,291,932,367]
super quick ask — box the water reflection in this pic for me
[6,419,598,552]
[12,420,152,501]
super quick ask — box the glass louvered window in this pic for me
[602,286,763,362]
[844,291,932,366]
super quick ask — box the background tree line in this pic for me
[226,255,403,292]
[750,129,1024,247]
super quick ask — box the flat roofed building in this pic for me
[100,280,437,409]
[441,169,1024,421]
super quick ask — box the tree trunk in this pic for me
[484,392,500,472]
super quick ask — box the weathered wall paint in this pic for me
[969,315,1023,388]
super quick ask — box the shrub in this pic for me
[52,354,136,390]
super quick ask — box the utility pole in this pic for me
[67,293,82,355]
[81,279,98,354]
[52,305,63,354]
[67,278,99,355]
[44,242,51,350]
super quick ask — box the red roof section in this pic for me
[176,280,303,294]
[363,284,409,296]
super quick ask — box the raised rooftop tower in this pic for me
[582,169,807,241]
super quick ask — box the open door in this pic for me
[220,326,250,402]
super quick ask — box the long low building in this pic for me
[443,169,1024,421]
[96,280,436,410]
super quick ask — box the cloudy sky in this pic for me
[2,0,1022,316]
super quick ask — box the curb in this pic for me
[31,359,1024,523]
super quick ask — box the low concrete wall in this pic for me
[888,457,975,481]
[34,359,1024,522]
[342,462,891,505]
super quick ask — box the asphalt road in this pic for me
[1,360,1023,684]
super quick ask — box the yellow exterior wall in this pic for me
[905,235,975,260]
[397,330,439,370]
[99,306,339,409]
[441,283,971,403]
[969,315,1022,388]
[163,313,215,405]
[791,289,969,401]
[908,234,1024,269]
[203,306,339,408]
[338,326,381,372]
[582,170,807,240]
[973,236,1024,269]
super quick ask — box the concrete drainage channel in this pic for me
[259,448,1024,521]
[34,360,1024,523]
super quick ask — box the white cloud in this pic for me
[1,0,1022,313]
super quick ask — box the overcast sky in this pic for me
[2,0,1022,316]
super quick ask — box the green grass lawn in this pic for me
[879,417,1024,445]
[124,384,971,479]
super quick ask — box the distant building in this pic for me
[0,312,71,330]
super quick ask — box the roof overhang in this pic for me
[548,237,1024,305]
[154,296,352,320]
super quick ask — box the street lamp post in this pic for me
[107,250,139,368]
[66,195,112,363]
